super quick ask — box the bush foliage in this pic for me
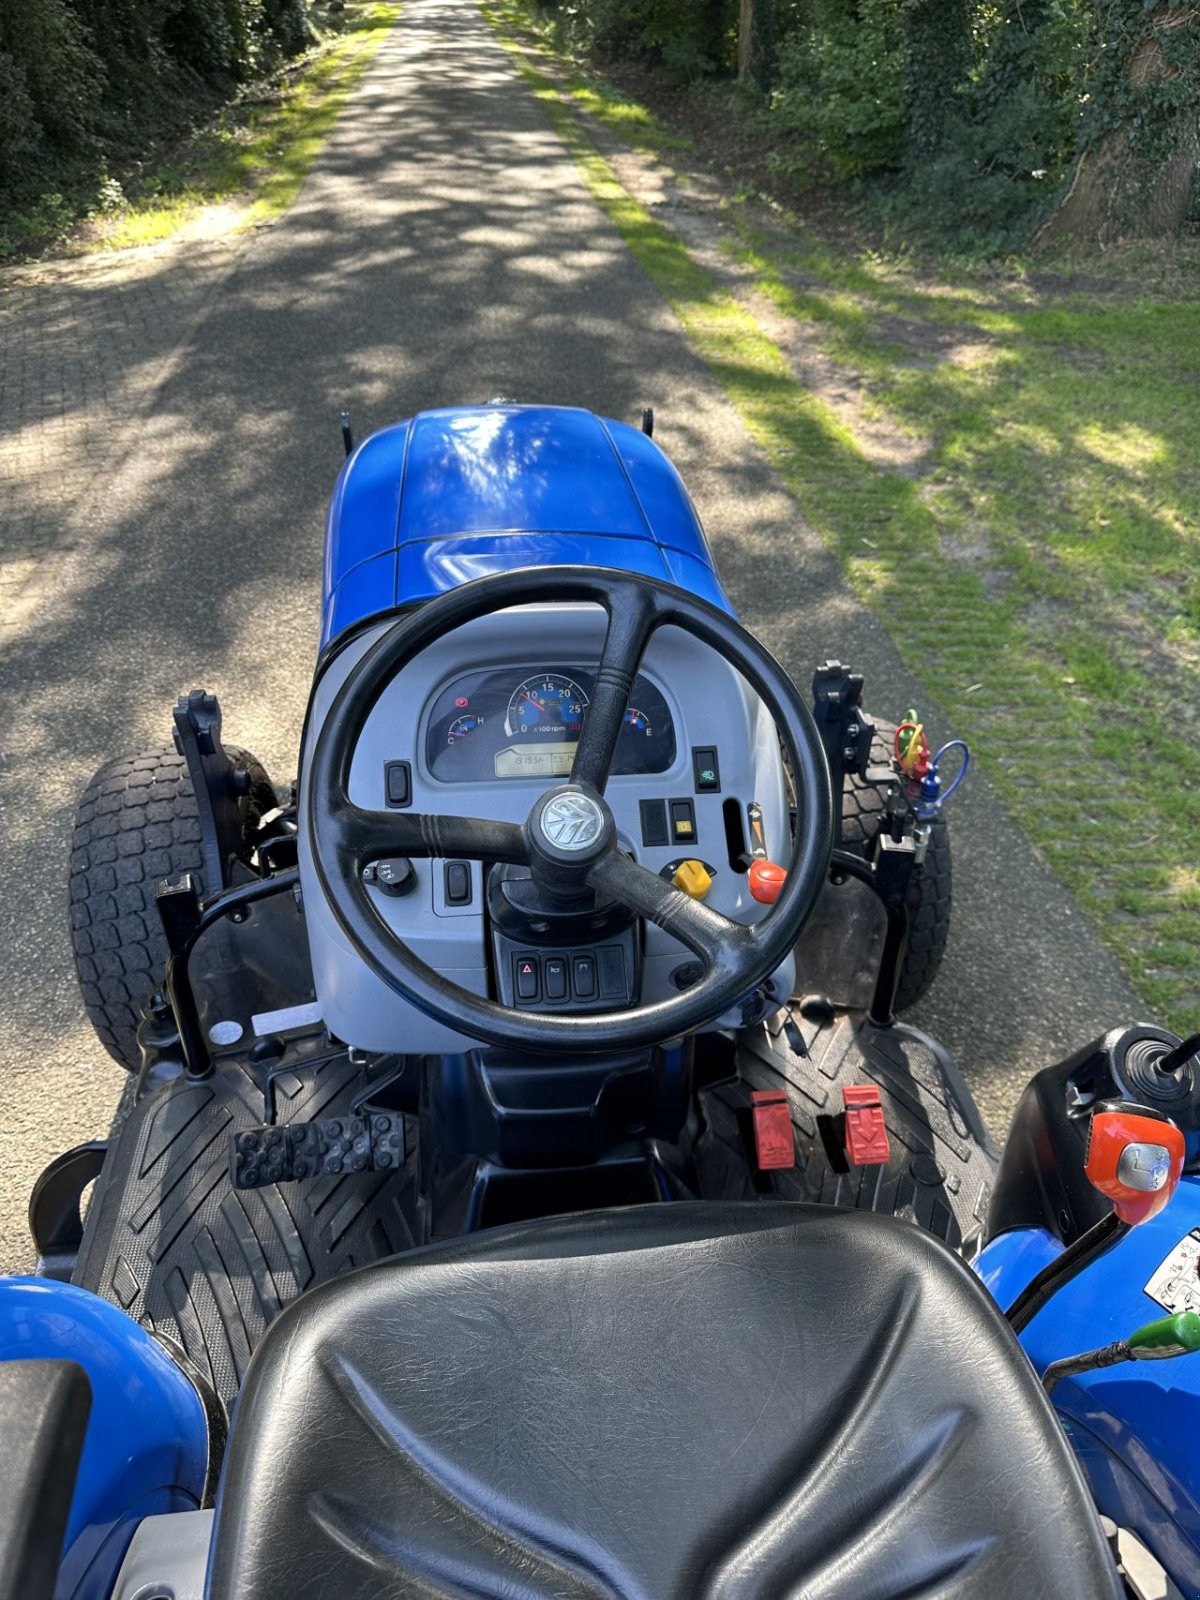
[0,0,313,206]
[541,0,1199,250]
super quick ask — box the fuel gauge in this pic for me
[623,707,653,736]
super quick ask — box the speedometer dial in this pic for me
[504,674,589,739]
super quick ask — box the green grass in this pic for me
[484,0,1200,1033]
[1,2,400,260]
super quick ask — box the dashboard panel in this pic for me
[302,605,795,1056]
[425,666,675,783]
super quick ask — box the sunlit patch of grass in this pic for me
[485,0,1200,1035]
[87,1,400,253]
[1075,422,1169,472]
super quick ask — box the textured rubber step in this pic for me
[73,1054,421,1411]
[698,1006,997,1252]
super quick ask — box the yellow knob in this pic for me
[672,859,713,901]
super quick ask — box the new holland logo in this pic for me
[540,792,604,852]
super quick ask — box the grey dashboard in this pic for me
[298,604,795,1053]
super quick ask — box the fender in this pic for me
[978,1184,1200,1599]
[0,1279,209,1600]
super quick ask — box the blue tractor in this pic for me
[7,404,1199,1600]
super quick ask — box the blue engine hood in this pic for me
[321,405,731,648]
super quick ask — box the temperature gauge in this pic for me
[447,712,485,745]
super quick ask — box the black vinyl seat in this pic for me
[208,1203,1121,1600]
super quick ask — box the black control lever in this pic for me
[1160,1032,1200,1075]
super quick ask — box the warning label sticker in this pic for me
[1144,1228,1200,1316]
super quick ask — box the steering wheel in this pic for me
[305,567,833,1052]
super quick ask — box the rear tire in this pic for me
[69,744,274,1070]
[841,723,952,1012]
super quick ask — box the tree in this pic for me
[739,0,775,90]
[1036,1,1200,248]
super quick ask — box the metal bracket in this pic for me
[171,690,251,895]
[830,845,914,1028]
[811,661,876,843]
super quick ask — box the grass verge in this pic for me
[1,1,400,261]
[483,0,1200,1033]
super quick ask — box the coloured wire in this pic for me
[929,740,969,805]
[894,720,929,776]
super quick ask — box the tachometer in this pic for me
[504,674,589,739]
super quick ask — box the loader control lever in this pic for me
[1007,1101,1185,1333]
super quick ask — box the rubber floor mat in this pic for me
[74,1053,421,1411]
[698,1007,998,1251]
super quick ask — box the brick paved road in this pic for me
[1,240,242,626]
[0,0,1145,1270]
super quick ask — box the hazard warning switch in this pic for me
[843,1085,890,1166]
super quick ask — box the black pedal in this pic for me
[232,1113,405,1189]
[287,1122,322,1180]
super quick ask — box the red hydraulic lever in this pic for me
[748,860,786,904]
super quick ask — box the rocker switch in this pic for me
[515,956,539,1001]
[444,861,472,906]
[573,955,597,999]
[385,761,411,807]
[544,958,568,1001]
[670,800,697,844]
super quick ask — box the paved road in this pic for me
[0,0,1145,1270]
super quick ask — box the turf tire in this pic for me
[69,743,274,1069]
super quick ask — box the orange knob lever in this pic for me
[748,860,786,904]
[1085,1101,1185,1226]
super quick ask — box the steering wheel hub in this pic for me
[536,789,608,853]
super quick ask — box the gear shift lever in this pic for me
[1006,1101,1185,1334]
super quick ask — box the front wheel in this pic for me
[68,743,275,1069]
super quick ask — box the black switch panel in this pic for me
[444,860,472,906]
[639,798,668,847]
[692,746,721,793]
[385,760,411,807]
[493,930,638,1013]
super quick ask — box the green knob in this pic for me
[1128,1311,1200,1360]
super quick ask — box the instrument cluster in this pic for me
[425,666,676,782]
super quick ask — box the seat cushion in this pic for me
[208,1203,1121,1600]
